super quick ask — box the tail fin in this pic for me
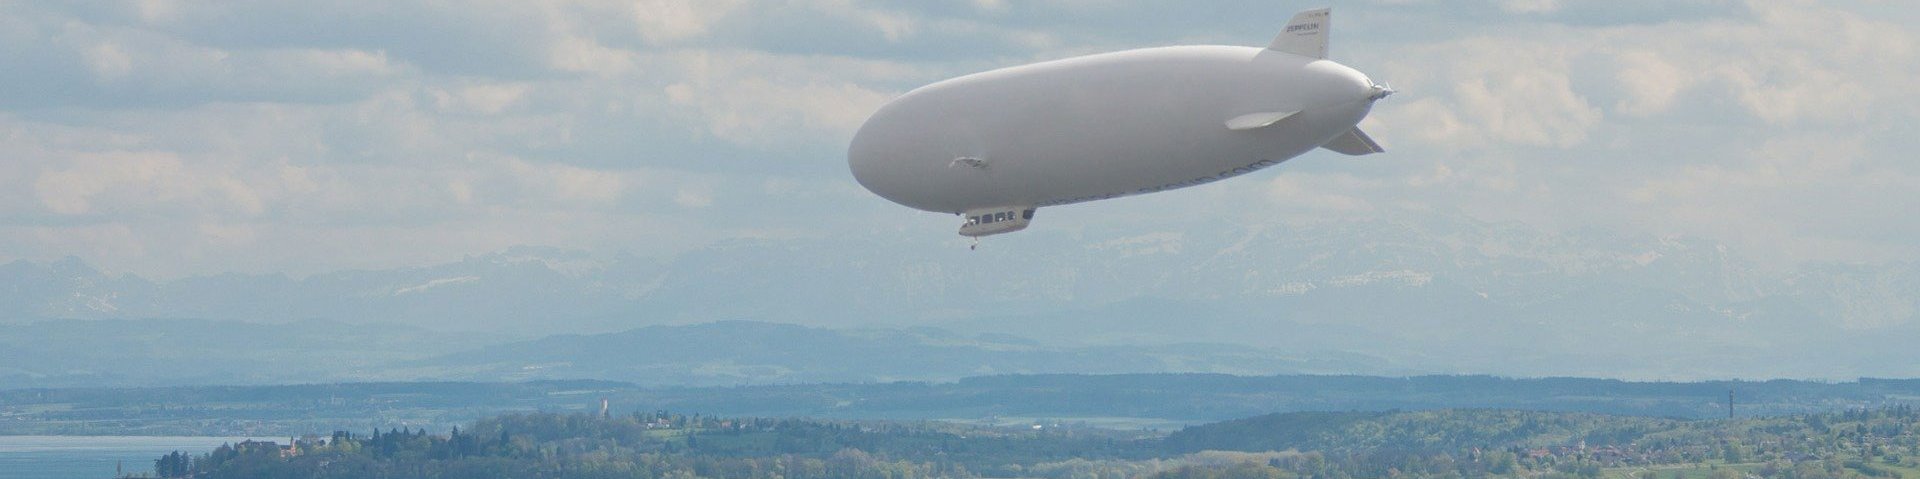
[1322,127,1384,156]
[1268,8,1330,59]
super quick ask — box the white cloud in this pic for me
[448,179,476,205]
[1263,173,1388,215]
[1304,0,1920,271]
[1,0,1916,278]
[812,0,917,42]
[660,50,900,146]
[971,0,1009,14]
[134,0,183,24]
[528,161,628,205]
[1371,37,1601,150]
[196,221,259,246]
[429,83,532,115]
[32,151,264,217]
[1610,50,1688,117]
[1610,1,1914,126]
[1370,1,1915,149]
[674,186,714,208]
[82,42,135,80]
[633,0,749,44]
[1618,133,1920,265]
[549,35,639,76]
[665,78,892,145]
[1499,0,1562,14]
[20,223,148,265]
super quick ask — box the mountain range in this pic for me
[2,213,1915,381]
[0,319,1390,389]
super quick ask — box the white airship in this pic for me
[848,8,1391,243]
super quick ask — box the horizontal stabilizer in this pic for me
[1321,127,1384,155]
[1226,111,1299,131]
[1268,8,1330,59]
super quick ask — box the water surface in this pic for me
[0,436,264,479]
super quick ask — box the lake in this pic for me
[0,436,266,479]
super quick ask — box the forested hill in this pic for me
[1163,410,1683,454]
[150,407,1920,479]
[9,375,1920,437]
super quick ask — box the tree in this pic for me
[1722,442,1747,464]
[154,450,192,478]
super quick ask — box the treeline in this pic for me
[20,374,1920,437]
[1162,406,1920,479]
[1164,409,1685,454]
[152,406,1920,479]
[147,411,1147,479]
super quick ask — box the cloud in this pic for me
[504,156,630,206]
[1367,0,1914,150]
[1621,133,1920,265]
[634,0,750,44]
[5,28,402,108]
[82,42,135,79]
[32,151,264,217]
[1610,50,1688,117]
[1263,174,1387,215]
[0,0,1915,278]
[549,34,641,76]
[1499,0,1562,14]
[1367,35,1603,151]
[1638,1,1914,126]
[971,0,1010,14]
[428,83,533,115]
[115,1,569,77]
[674,186,715,208]
[659,49,902,146]
[1227,7,1917,279]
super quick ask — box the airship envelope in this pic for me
[848,8,1392,241]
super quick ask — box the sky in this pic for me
[2,0,1917,279]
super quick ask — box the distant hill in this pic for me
[0,318,499,388]
[0,319,1389,389]
[402,321,1393,385]
[8,375,1920,436]
[0,247,652,335]
[1162,409,1680,454]
[4,214,1918,379]
[133,405,1920,479]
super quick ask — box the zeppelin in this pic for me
[848,8,1391,242]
